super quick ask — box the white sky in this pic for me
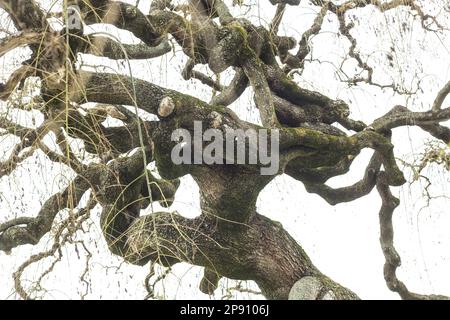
[0,0,449,300]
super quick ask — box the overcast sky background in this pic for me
[0,0,449,299]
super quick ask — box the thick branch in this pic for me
[86,36,172,60]
[371,105,450,143]
[0,30,43,58]
[210,69,248,107]
[303,152,382,205]
[80,1,163,46]
[0,0,48,30]
[118,211,359,300]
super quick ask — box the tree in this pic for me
[0,0,449,300]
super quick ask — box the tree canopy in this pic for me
[0,0,449,300]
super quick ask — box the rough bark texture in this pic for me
[0,0,449,300]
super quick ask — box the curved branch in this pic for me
[283,4,328,72]
[376,171,449,300]
[0,0,48,31]
[0,65,35,101]
[432,80,450,112]
[371,105,450,143]
[182,59,224,92]
[115,210,359,300]
[80,1,163,46]
[85,36,172,60]
[280,128,405,186]
[210,68,248,107]
[0,30,43,58]
[302,152,382,205]
[0,166,99,252]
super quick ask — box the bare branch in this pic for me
[303,152,382,205]
[283,4,328,72]
[376,171,449,300]
[0,167,99,252]
[0,0,48,31]
[85,36,172,60]
[270,4,286,35]
[432,80,450,112]
[371,105,450,143]
[0,65,35,101]
[0,30,43,58]
[182,59,224,92]
[210,69,248,107]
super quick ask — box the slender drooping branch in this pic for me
[376,171,449,300]
[0,166,98,252]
